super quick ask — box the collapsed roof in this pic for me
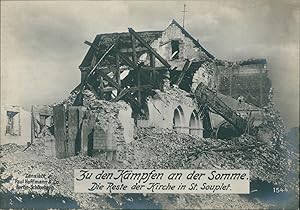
[72,19,270,121]
[79,30,163,68]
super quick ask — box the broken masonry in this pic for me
[51,19,271,159]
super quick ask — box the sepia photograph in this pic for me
[0,0,299,209]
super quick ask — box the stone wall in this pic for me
[137,88,204,137]
[149,22,209,67]
[118,101,134,144]
[147,21,272,109]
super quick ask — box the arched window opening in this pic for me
[173,106,184,132]
[189,110,203,136]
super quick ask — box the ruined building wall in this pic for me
[149,23,272,108]
[150,22,209,65]
[217,63,271,107]
[137,89,204,137]
[52,91,135,160]
[1,106,31,145]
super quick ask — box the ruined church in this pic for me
[44,19,272,159]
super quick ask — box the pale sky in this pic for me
[1,0,299,129]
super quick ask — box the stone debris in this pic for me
[1,122,297,209]
[152,86,195,108]
[125,127,298,192]
[1,18,298,209]
[0,138,118,209]
[0,137,263,209]
[1,87,297,209]
[56,89,129,159]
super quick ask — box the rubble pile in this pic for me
[81,90,126,147]
[151,86,195,107]
[1,123,297,209]
[0,139,122,209]
[261,88,286,146]
[125,127,298,193]
[60,90,123,112]
[258,88,299,193]
[0,143,25,156]
[0,141,266,209]
[1,84,297,209]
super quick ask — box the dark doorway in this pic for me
[216,121,240,139]
[87,129,94,156]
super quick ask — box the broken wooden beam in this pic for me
[140,66,167,71]
[211,143,267,152]
[111,85,152,102]
[70,83,80,94]
[175,60,191,86]
[115,54,121,85]
[84,40,100,51]
[73,43,115,106]
[150,53,155,67]
[86,83,98,96]
[97,70,121,91]
[137,68,141,105]
[150,53,155,80]
[111,88,136,102]
[130,33,142,105]
[103,87,117,92]
[97,69,141,110]
[128,28,171,68]
[131,34,138,65]
[87,43,115,79]
[116,51,138,69]
[195,82,257,136]
[98,74,104,99]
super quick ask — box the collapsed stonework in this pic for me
[1,19,298,210]
[1,20,272,159]
[47,19,274,160]
[51,90,134,160]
